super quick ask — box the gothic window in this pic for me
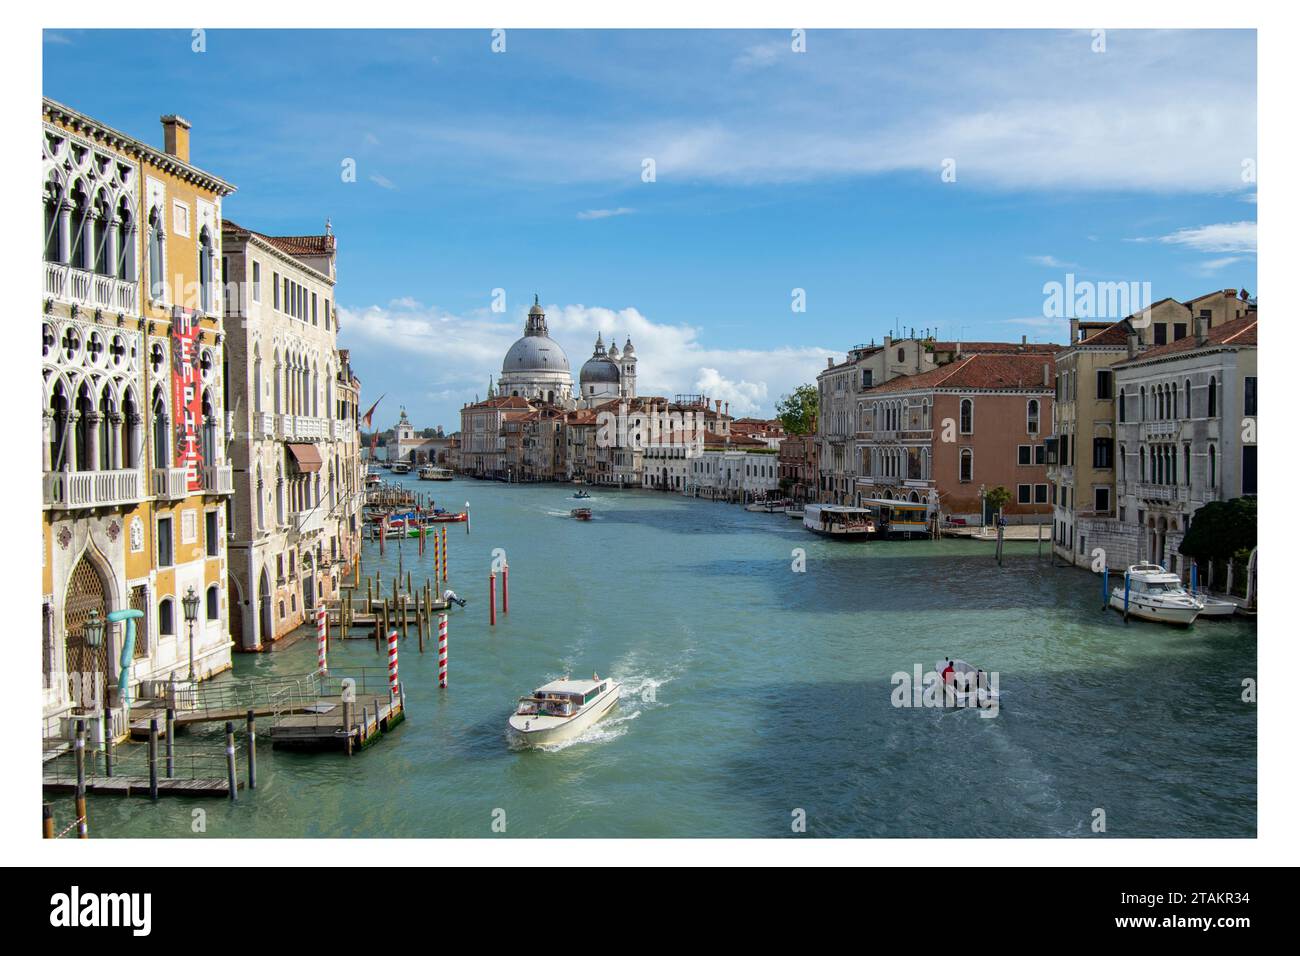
[206,584,220,621]
[92,191,110,275]
[1208,444,1217,489]
[69,181,89,269]
[159,597,175,636]
[959,447,973,482]
[1208,376,1218,417]
[151,386,170,471]
[1026,399,1039,434]
[198,226,214,313]
[148,206,165,300]
[959,398,973,435]
[115,196,135,281]
[44,177,63,263]
[201,388,218,468]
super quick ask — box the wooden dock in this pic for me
[269,689,405,753]
[42,776,240,798]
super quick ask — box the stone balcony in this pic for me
[254,412,276,439]
[45,262,138,315]
[44,468,145,510]
[279,415,329,441]
[151,467,190,500]
[202,463,234,495]
[289,508,327,540]
[1131,482,1189,504]
[1141,420,1183,440]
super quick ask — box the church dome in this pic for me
[503,335,570,373]
[580,356,621,385]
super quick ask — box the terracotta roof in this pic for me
[929,341,1061,354]
[466,395,532,410]
[222,218,336,258]
[1120,316,1258,365]
[866,353,1055,394]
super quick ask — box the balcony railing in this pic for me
[1134,482,1188,503]
[44,468,144,510]
[290,508,326,538]
[151,467,189,500]
[254,412,276,438]
[202,463,234,495]
[1141,421,1182,439]
[279,415,329,441]
[45,262,138,315]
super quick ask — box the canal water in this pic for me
[69,478,1257,838]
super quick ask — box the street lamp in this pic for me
[82,609,105,649]
[182,585,200,682]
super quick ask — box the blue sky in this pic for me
[43,28,1257,429]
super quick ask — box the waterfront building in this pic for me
[778,434,819,504]
[1049,289,1255,569]
[383,407,451,464]
[42,100,237,734]
[497,295,574,405]
[459,394,532,477]
[855,352,1056,521]
[730,417,786,448]
[1105,308,1258,573]
[221,218,363,648]
[688,432,780,501]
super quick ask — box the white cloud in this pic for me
[1152,221,1256,254]
[1027,255,1078,268]
[1196,256,1244,275]
[368,173,397,190]
[576,207,635,220]
[339,298,832,424]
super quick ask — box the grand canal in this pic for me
[65,478,1257,838]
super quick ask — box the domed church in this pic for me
[497,295,574,405]
[579,332,637,405]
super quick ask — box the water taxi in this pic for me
[508,675,622,748]
[570,507,593,520]
[419,465,454,481]
[391,461,411,474]
[862,498,931,538]
[803,504,874,539]
[1109,563,1203,626]
[365,469,382,488]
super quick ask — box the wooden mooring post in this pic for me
[148,718,159,802]
[225,722,237,802]
[42,804,54,839]
[74,719,88,838]
[165,707,175,777]
[246,708,257,790]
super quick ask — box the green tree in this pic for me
[776,384,819,435]
[985,485,1013,516]
[1179,497,1257,563]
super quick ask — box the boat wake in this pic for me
[532,710,640,752]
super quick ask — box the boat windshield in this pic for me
[1144,581,1184,593]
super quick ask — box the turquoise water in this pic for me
[64,478,1257,838]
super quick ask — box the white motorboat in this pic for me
[803,504,874,539]
[1193,595,1239,618]
[1109,563,1203,626]
[785,507,805,519]
[936,659,999,707]
[391,461,411,474]
[508,675,622,748]
[418,465,453,481]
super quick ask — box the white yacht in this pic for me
[391,460,411,474]
[1109,563,1204,626]
[508,675,622,748]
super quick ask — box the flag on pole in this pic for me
[361,394,385,430]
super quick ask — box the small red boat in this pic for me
[570,508,593,521]
[426,511,469,523]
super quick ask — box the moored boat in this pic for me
[508,675,622,748]
[1109,563,1203,625]
[803,504,874,539]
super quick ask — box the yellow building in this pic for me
[42,99,236,738]
[1049,289,1254,568]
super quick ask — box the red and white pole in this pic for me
[441,527,447,581]
[489,571,497,626]
[316,605,328,675]
[387,629,399,696]
[438,613,448,688]
[502,562,509,615]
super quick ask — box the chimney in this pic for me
[884,335,892,350]
[955,341,962,358]
[161,114,192,163]
[1069,318,1080,344]
[1195,314,1209,346]
[724,402,729,416]
[1042,363,1050,387]
[1021,334,1028,346]
[1126,331,1139,359]
[827,357,834,368]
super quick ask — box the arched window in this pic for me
[1140,446,1147,481]
[44,177,63,263]
[1026,399,1039,434]
[206,584,220,621]
[1118,444,1126,481]
[69,181,89,269]
[92,191,110,275]
[276,465,285,525]
[148,206,165,300]
[122,388,139,469]
[201,388,218,468]
[959,398,973,434]
[253,349,263,414]
[256,466,265,530]
[1208,444,1217,488]
[115,197,135,281]
[1118,388,1126,423]
[1208,376,1218,417]
[1184,445,1191,486]
[151,386,169,471]
[48,379,70,471]
[98,385,117,470]
[159,597,175,636]
[1185,379,1192,418]
[959,447,973,482]
[1140,386,1146,421]
[198,226,214,313]
[74,382,94,472]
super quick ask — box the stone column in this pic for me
[57,200,72,265]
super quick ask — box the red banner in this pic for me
[171,309,204,490]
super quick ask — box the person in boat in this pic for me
[942,659,955,686]
[443,588,467,608]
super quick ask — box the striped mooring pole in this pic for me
[441,527,448,581]
[438,613,448,688]
[502,562,509,615]
[489,570,497,626]
[387,629,400,696]
[316,604,328,675]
